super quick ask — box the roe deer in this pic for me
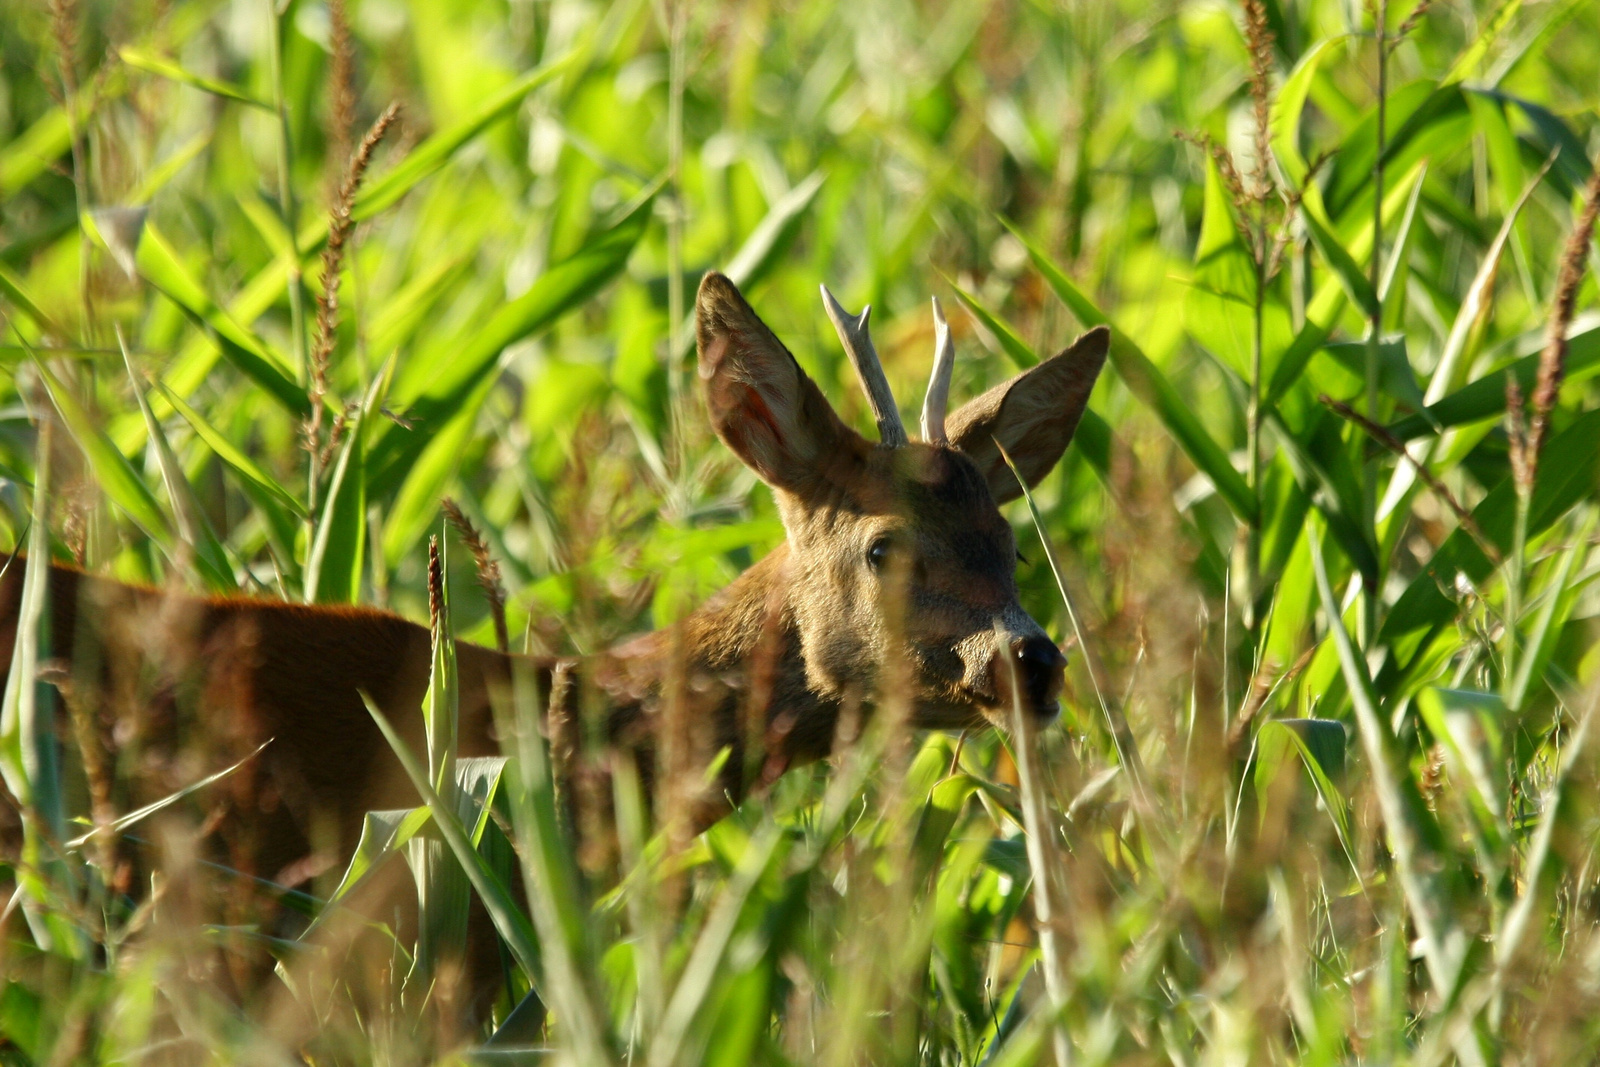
[0,270,1107,998]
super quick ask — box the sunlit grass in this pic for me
[3,0,1600,1062]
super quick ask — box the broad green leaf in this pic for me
[355,53,576,221]
[1003,218,1257,523]
[132,222,310,417]
[36,361,172,544]
[118,47,270,108]
[1267,406,1380,591]
[1270,36,1343,185]
[126,132,209,203]
[1379,166,1428,330]
[303,760,505,942]
[1380,409,1600,679]
[382,375,496,569]
[1263,161,1426,407]
[1441,0,1525,85]
[367,254,472,362]
[1191,156,1254,304]
[367,190,655,495]
[303,393,372,605]
[912,774,980,887]
[1387,318,1600,442]
[1184,159,1299,384]
[1425,151,1556,406]
[0,108,72,198]
[1506,515,1596,713]
[314,807,432,919]
[945,277,1038,369]
[363,695,541,979]
[720,170,827,294]
[121,342,234,591]
[1416,688,1508,859]
[1308,524,1461,995]
[409,537,469,988]
[1300,192,1378,318]
[153,381,307,518]
[1252,719,1352,861]
[0,265,69,339]
[1319,339,1426,412]
[1323,83,1468,222]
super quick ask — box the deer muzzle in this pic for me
[992,631,1067,721]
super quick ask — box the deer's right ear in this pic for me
[697,272,861,492]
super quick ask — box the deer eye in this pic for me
[866,536,893,571]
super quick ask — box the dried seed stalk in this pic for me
[1526,165,1600,476]
[1322,395,1501,564]
[305,103,401,478]
[442,497,510,654]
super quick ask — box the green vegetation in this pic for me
[3,0,1600,1061]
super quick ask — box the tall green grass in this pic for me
[3,0,1600,1062]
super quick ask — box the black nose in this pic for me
[1013,635,1067,718]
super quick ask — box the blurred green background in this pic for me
[4,0,1600,1061]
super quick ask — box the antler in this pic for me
[821,284,908,447]
[921,296,955,446]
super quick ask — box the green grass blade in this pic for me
[362,692,542,978]
[36,360,173,545]
[133,222,310,417]
[943,276,1038,369]
[1387,319,1599,443]
[118,46,270,109]
[0,265,69,340]
[65,742,271,851]
[354,53,577,221]
[367,189,654,495]
[304,410,368,605]
[1270,36,1343,185]
[993,440,1156,817]
[0,107,72,199]
[152,380,307,518]
[1263,161,1427,407]
[1380,408,1600,660]
[381,375,495,570]
[1505,514,1595,712]
[1301,193,1379,318]
[1308,523,1460,994]
[1002,220,1256,523]
[120,336,234,590]
[645,824,782,1067]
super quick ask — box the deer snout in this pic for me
[993,633,1067,721]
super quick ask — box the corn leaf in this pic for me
[367,190,654,495]
[36,361,172,545]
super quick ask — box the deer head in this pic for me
[696,271,1109,730]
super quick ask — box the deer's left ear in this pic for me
[697,271,865,494]
[947,326,1109,504]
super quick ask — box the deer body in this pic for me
[0,273,1108,996]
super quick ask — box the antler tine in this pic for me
[821,283,908,447]
[921,296,955,445]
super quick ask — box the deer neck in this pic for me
[583,540,841,801]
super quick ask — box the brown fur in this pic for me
[0,271,1108,1015]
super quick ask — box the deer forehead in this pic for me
[788,445,1015,571]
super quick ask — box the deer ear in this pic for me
[947,326,1109,504]
[697,272,863,492]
